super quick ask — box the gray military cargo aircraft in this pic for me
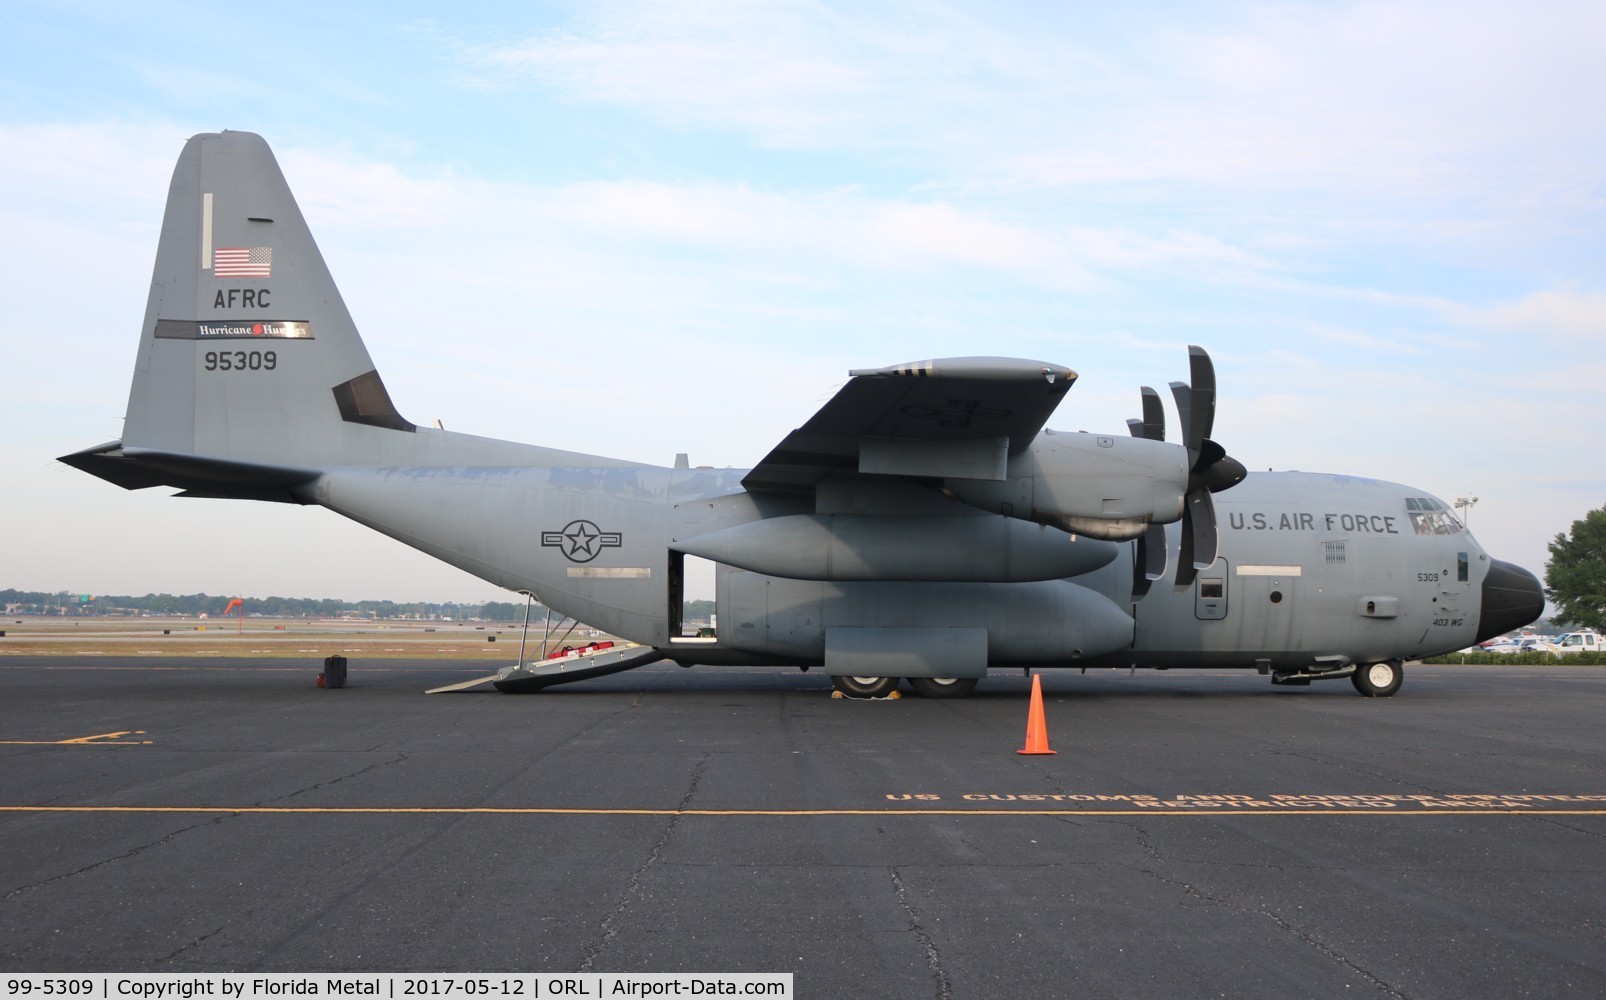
[62,131,1544,698]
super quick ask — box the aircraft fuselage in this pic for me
[310,459,1512,674]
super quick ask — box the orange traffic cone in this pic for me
[1017,673,1056,755]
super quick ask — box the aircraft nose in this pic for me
[1475,559,1545,643]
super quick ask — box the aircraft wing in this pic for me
[741,357,1076,492]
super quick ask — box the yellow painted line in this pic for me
[1,805,1604,817]
[0,731,152,745]
[59,730,148,744]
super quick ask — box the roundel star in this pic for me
[540,519,623,563]
[563,520,601,560]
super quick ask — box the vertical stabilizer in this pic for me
[123,130,411,469]
[63,130,638,497]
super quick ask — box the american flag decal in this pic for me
[214,247,272,277]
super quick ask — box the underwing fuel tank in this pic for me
[673,513,1115,582]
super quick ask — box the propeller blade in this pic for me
[1188,490,1219,570]
[1186,345,1216,443]
[1145,521,1168,579]
[1140,386,1165,442]
[1128,387,1166,442]
[1131,522,1167,599]
[1169,381,1195,455]
[1176,503,1197,589]
[1175,491,1219,589]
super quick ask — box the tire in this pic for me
[831,675,901,698]
[908,676,979,699]
[1352,660,1403,697]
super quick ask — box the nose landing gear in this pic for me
[1352,660,1403,697]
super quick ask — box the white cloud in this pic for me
[446,1,1606,208]
[1293,321,1428,356]
[277,149,462,229]
[1456,289,1606,338]
[463,1,870,146]
[269,147,1288,311]
[0,120,179,196]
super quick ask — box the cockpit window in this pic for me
[1407,497,1463,535]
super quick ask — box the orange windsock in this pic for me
[223,598,244,637]
[1016,673,1057,755]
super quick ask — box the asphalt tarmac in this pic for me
[1,657,1603,998]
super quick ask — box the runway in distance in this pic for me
[62,131,1544,699]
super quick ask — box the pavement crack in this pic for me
[256,752,409,806]
[888,865,952,1000]
[3,816,227,900]
[156,923,226,964]
[577,754,709,972]
[1136,866,1411,998]
[1099,817,1164,863]
[1532,816,1606,841]
[1093,802,1412,995]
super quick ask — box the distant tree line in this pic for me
[685,599,714,622]
[1,588,536,621]
[4,589,719,624]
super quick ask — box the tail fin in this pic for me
[61,130,415,500]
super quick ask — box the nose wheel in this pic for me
[1352,660,1403,697]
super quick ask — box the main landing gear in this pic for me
[829,676,980,699]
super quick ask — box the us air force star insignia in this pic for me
[540,519,623,563]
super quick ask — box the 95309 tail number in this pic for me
[204,349,277,371]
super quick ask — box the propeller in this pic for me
[1126,387,1169,599]
[1128,347,1247,596]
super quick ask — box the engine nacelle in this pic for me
[672,513,1116,582]
[945,431,1189,540]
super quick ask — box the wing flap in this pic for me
[858,435,1007,480]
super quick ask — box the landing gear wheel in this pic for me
[907,676,979,699]
[1352,660,1403,697]
[831,675,901,698]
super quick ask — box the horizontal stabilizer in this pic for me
[59,442,320,503]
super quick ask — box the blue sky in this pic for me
[3,0,1602,603]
